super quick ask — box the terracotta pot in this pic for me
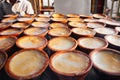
[66,14,80,18]
[71,28,96,39]
[11,22,30,29]
[31,21,50,28]
[22,14,36,18]
[16,36,48,50]
[67,18,83,22]
[98,19,120,27]
[68,21,87,28]
[50,22,68,29]
[87,22,106,29]
[89,48,120,80]
[94,27,118,38]
[48,27,71,37]
[104,35,120,51]
[24,27,48,37]
[51,18,68,24]
[35,17,51,22]
[83,18,98,23]
[5,49,49,80]
[0,50,8,70]
[48,37,78,51]
[49,50,92,80]
[52,13,66,18]
[78,37,108,54]
[0,28,23,37]
[17,17,34,24]
[2,18,16,23]
[0,22,12,31]
[0,36,17,51]
[3,14,18,18]
[92,14,107,19]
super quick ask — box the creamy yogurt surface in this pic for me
[52,52,89,74]
[25,28,47,35]
[48,37,76,50]
[94,28,116,35]
[92,50,120,73]
[17,36,46,48]
[79,37,106,49]
[9,50,46,76]
[105,35,120,47]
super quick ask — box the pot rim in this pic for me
[49,50,92,76]
[5,49,49,79]
[24,27,48,36]
[104,35,120,47]
[78,37,108,50]
[16,36,48,50]
[0,50,8,70]
[48,27,71,37]
[48,36,78,51]
[89,48,120,76]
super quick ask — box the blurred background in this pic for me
[28,0,120,19]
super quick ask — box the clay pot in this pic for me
[5,49,49,80]
[90,48,120,80]
[16,36,48,50]
[49,50,92,80]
